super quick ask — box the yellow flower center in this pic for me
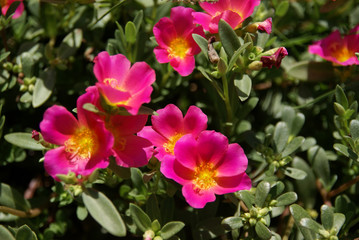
[163,133,183,154]
[64,127,97,161]
[329,42,353,63]
[105,121,127,151]
[168,38,189,59]
[103,78,129,106]
[193,162,217,190]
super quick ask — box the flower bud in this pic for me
[143,230,155,240]
[248,61,263,71]
[32,130,40,141]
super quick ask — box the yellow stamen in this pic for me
[163,133,183,154]
[64,127,97,161]
[0,0,7,7]
[329,42,354,63]
[168,38,189,59]
[193,162,217,190]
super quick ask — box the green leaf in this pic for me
[333,144,350,157]
[255,221,272,240]
[0,225,15,240]
[0,183,31,211]
[221,217,243,230]
[320,205,333,230]
[218,20,240,58]
[282,137,305,157]
[192,34,208,59]
[290,204,316,240]
[273,122,289,153]
[133,10,143,31]
[15,225,37,240]
[276,1,290,17]
[5,1,21,18]
[21,53,34,77]
[255,181,271,207]
[275,192,297,207]
[131,168,147,194]
[82,103,100,114]
[308,146,330,188]
[335,85,348,109]
[238,190,254,209]
[300,218,325,234]
[129,203,152,233]
[332,213,345,234]
[350,119,359,140]
[284,167,307,180]
[228,42,251,70]
[160,221,185,239]
[0,52,10,62]
[234,74,252,102]
[82,188,126,237]
[32,68,56,108]
[58,29,83,59]
[125,21,137,44]
[76,205,88,221]
[4,133,46,151]
[146,194,161,222]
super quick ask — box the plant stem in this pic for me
[327,175,359,199]
[0,206,41,218]
[222,74,233,135]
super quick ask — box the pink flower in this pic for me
[1,0,24,19]
[308,25,359,66]
[138,104,207,162]
[93,51,155,115]
[193,0,261,34]
[40,91,114,181]
[161,131,251,208]
[153,6,205,76]
[257,18,272,34]
[84,86,153,168]
[261,47,288,69]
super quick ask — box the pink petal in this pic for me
[183,105,208,137]
[216,144,248,177]
[169,55,195,77]
[199,0,231,15]
[173,134,198,169]
[76,90,101,127]
[214,173,252,194]
[96,82,131,105]
[208,11,241,33]
[160,156,194,185]
[113,135,152,167]
[258,18,272,34]
[151,104,184,139]
[192,12,211,32]
[122,62,156,94]
[186,26,206,56]
[170,6,195,37]
[40,105,78,145]
[137,126,169,161]
[154,47,171,63]
[196,131,228,166]
[93,52,130,83]
[231,0,261,19]
[153,17,177,48]
[182,183,216,208]
[108,114,148,136]
[125,85,153,115]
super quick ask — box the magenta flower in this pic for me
[93,51,156,115]
[261,47,288,69]
[308,25,359,66]
[1,0,24,19]
[153,6,205,76]
[138,104,207,162]
[40,91,114,181]
[193,0,261,34]
[257,18,272,34]
[84,86,153,168]
[161,131,251,208]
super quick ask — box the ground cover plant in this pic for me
[1,0,359,239]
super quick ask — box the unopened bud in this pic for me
[249,218,257,226]
[3,62,13,71]
[32,130,40,141]
[248,61,263,71]
[143,230,155,240]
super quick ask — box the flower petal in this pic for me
[161,156,194,185]
[113,135,152,168]
[192,12,211,32]
[154,47,171,63]
[182,183,216,208]
[183,105,208,137]
[170,6,195,37]
[199,0,231,15]
[169,55,195,77]
[174,134,198,169]
[96,82,131,105]
[151,104,184,139]
[214,173,252,194]
[93,51,130,83]
[197,131,228,165]
[153,17,177,48]
[40,105,78,145]
[216,144,248,177]
[122,62,156,94]
[108,114,148,136]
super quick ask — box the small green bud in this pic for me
[259,218,267,225]
[248,61,263,71]
[28,84,35,93]
[24,77,32,85]
[329,236,338,240]
[12,65,21,73]
[19,85,28,92]
[249,218,257,226]
[250,207,258,217]
[269,200,278,206]
[143,230,155,240]
[72,185,83,196]
[3,62,13,71]
[258,208,269,217]
[153,236,163,240]
[56,172,78,184]
[334,102,346,115]
[318,229,330,238]
[248,52,256,61]
[217,58,227,75]
[244,213,251,219]
[151,220,161,233]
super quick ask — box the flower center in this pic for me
[163,133,183,154]
[64,127,97,161]
[329,43,353,63]
[0,0,7,7]
[103,78,129,106]
[168,38,189,59]
[193,162,217,190]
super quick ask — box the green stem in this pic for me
[293,89,335,110]
[0,205,41,218]
[222,74,233,135]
